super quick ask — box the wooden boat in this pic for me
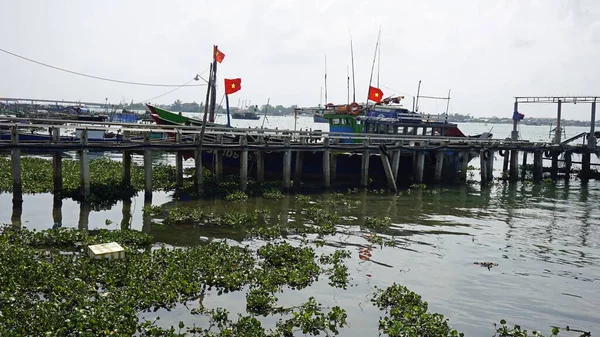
[231,111,260,120]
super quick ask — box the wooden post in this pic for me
[240,136,248,192]
[582,100,596,177]
[551,151,559,180]
[283,137,292,190]
[361,140,370,187]
[294,150,304,184]
[52,127,62,201]
[563,151,572,180]
[486,150,494,181]
[10,125,22,204]
[392,141,402,182]
[509,149,519,181]
[520,151,528,180]
[122,130,131,187]
[323,137,331,188]
[79,129,90,199]
[480,149,488,184]
[502,150,510,175]
[144,132,152,201]
[215,135,223,181]
[330,153,337,182]
[533,150,543,181]
[434,150,444,183]
[415,151,425,183]
[175,129,183,189]
[379,147,397,192]
[195,134,204,195]
[52,198,62,228]
[554,99,562,144]
[78,202,91,231]
[459,151,469,182]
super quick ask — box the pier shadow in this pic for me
[52,199,63,229]
[78,202,91,231]
[11,203,22,227]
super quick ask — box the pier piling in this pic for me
[79,129,90,199]
[415,151,425,183]
[379,147,397,192]
[122,130,131,187]
[175,130,183,189]
[434,150,444,183]
[480,149,489,184]
[240,136,248,192]
[11,125,22,204]
[323,138,331,188]
[392,141,402,181]
[361,140,369,187]
[520,151,528,180]
[283,137,292,190]
[52,127,62,200]
[194,134,204,194]
[533,150,543,181]
[143,133,152,201]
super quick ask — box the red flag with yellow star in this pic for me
[368,86,384,103]
[214,45,225,63]
[224,78,241,95]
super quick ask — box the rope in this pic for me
[0,47,206,87]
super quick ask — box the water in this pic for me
[1,116,599,335]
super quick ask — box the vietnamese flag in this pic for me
[214,45,225,63]
[224,78,241,95]
[368,86,384,103]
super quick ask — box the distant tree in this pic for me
[172,99,182,111]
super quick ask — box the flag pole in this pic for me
[367,27,382,107]
[350,31,356,103]
[225,93,231,128]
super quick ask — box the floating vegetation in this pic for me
[372,283,464,337]
[262,189,284,200]
[224,191,249,202]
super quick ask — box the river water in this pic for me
[0,116,599,336]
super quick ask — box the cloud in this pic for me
[1,0,599,120]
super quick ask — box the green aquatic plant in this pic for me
[225,190,249,202]
[371,283,464,337]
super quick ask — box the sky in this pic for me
[1,0,600,120]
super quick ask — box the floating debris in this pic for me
[474,261,499,270]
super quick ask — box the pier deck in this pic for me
[1,117,599,204]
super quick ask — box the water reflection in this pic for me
[78,202,91,230]
[52,199,62,228]
[11,203,22,227]
[3,179,599,335]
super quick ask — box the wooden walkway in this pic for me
[1,117,599,204]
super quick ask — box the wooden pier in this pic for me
[1,110,599,205]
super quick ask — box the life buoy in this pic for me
[349,102,360,115]
[482,149,490,161]
[499,149,506,157]
[544,150,552,158]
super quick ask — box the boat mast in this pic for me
[350,31,356,103]
[366,27,382,108]
[261,98,270,128]
[377,34,381,88]
[445,89,451,123]
[324,54,328,105]
[209,46,218,123]
[415,80,422,112]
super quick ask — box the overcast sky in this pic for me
[1,0,599,120]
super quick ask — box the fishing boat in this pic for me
[231,106,261,120]
[145,47,479,185]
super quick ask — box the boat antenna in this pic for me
[350,31,356,103]
[366,26,382,107]
[324,54,328,105]
[347,65,350,106]
[415,80,422,112]
[377,31,381,88]
[261,97,270,128]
